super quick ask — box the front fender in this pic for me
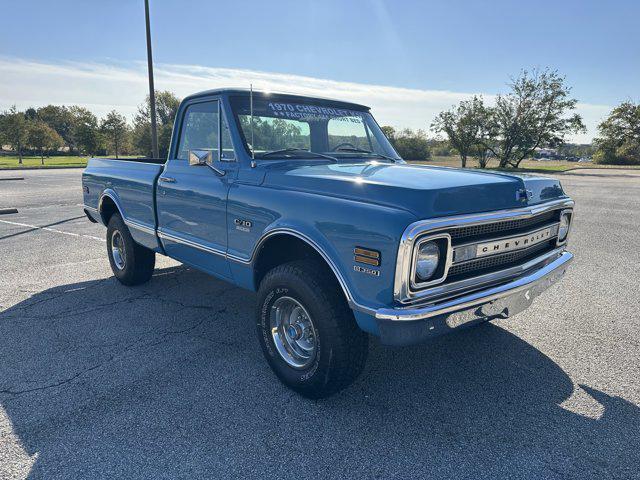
[226,184,416,327]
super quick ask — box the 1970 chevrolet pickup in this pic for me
[82,89,574,398]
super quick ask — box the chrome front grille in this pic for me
[448,210,558,243]
[444,212,560,282]
[394,199,574,304]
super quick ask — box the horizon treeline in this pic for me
[1,81,636,166]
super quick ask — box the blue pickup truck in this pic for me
[82,89,574,398]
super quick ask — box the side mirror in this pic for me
[187,148,225,177]
[188,149,213,166]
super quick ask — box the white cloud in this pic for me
[0,56,609,142]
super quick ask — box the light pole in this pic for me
[144,0,159,159]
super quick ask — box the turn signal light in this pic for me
[354,247,380,267]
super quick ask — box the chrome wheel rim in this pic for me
[111,230,126,270]
[270,296,317,369]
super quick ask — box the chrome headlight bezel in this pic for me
[556,209,573,246]
[410,233,452,290]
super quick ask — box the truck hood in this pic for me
[262,162,567,219]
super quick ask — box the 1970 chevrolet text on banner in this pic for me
[82,89,573,398]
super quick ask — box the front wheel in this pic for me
[256,260,368,399]
[106,213,155,286]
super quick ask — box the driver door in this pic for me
[156,98,237,280]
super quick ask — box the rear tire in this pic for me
[106,213,155,286]
[256,260,369,399]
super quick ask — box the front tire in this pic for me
[256,260,368,399]
[106,213,155,286]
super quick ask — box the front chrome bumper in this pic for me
[374,251,573,346]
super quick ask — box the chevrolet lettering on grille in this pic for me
[475,226,554,257]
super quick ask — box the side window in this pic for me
[177,100,219,160]
[221,112,235,161]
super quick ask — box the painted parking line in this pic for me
[0,219,105,242]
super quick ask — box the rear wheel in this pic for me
[256,260,368,399]
[106,213,155,286]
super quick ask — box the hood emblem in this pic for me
[517,188,533,202]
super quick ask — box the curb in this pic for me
[558,167,640,174]
[0,165,86,171]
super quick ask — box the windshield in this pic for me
[230,96,401,161]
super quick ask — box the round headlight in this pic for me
[558,212,571,242]
[415,241,440,281]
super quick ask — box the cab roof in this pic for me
[182,88,370,111]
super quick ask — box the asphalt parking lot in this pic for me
[1,167,639,479]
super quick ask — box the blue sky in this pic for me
[1,0,638,142]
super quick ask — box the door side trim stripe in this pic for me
[125,219,156,236]
[157,229,227,257]
[141,224,359,314]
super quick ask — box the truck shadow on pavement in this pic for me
[0,265,637,479]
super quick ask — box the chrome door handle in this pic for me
[159,177,176,183]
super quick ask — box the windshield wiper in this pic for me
[256,148,337,162]
[334,147,398,163]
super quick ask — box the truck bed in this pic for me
[97,157,166,164]
[82,157,165,250]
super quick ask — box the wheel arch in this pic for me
[251,230,354,307]
[98,190,124,226]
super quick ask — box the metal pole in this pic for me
[144,0,159,159]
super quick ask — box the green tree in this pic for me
[472,105,497,168]
[593,102,640,165]
[432,96,486,167]
[427,139,454,157]
[481,69,585,168]
[473,144,492,169]
[391,128,431,160]
[132,90,181,158]
[380,126,396,142]
[239,116,309,152]
[35,105,106,154]
[0,106,27,163]
[556,143,595,159]
[24,107,38,121]
[101,110,128,158]
[26,121,64,164]
[70,106,101,155]
[36,105,76,152]
[380,126,431,160]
